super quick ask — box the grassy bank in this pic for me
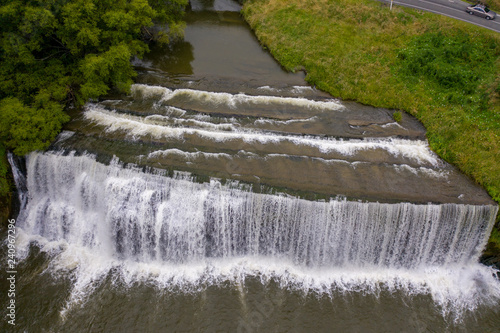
[242,0,500,243]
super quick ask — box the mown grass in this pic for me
[242,0,500,244]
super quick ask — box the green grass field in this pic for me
[242,0,500,243]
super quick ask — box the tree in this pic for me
[0,0,187,155]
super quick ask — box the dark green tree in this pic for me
[0,0,187,155]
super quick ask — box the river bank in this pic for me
[241,0,500,253]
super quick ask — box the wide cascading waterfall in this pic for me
[18,152,497,270]
[12,150,500,319]
[13,150,496,271]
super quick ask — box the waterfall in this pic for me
[7,152,28,213]
[15,151,497,269]
[10,151,500,318]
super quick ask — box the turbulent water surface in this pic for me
[2,1,500,332]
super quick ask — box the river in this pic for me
[1,0,499,331]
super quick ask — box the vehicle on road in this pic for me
[466,4,497,20]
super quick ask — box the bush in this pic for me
[0,0,187,155]
[397,32,495,95]
[393,111,402,123]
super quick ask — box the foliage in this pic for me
[0,97,68,155]
[242,0,500,210]
[0,143,8,196]
[147,0,187,43]
[0,142,10,226]
[0,0,187,155]
[490,227,500,250]
[397,32,496,107]
[393,111,402,123]
[488,0,500,11]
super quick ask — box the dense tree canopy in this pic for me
[0,0,187,155]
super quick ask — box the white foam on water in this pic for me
[130,84,344,111]
[381,121,405,129]
[292,86,314,93]
[157,106,187,117]
[16,231,500,322]
[257,85,278,92]
[145,114,237,131]
[130,84,168,99]
[84,106,441,166]
[254,117,318,126]
[256,85,315,95]
[148,148,233,160]
[11,152,499,321]
[149,147,447,179]
[394,164,449,179]
[53,130,75,144]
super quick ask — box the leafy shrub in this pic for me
[393,111,402,122]
[0,0,188,155]
[397,32,496,95]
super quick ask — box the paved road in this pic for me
[379,0,500,32]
